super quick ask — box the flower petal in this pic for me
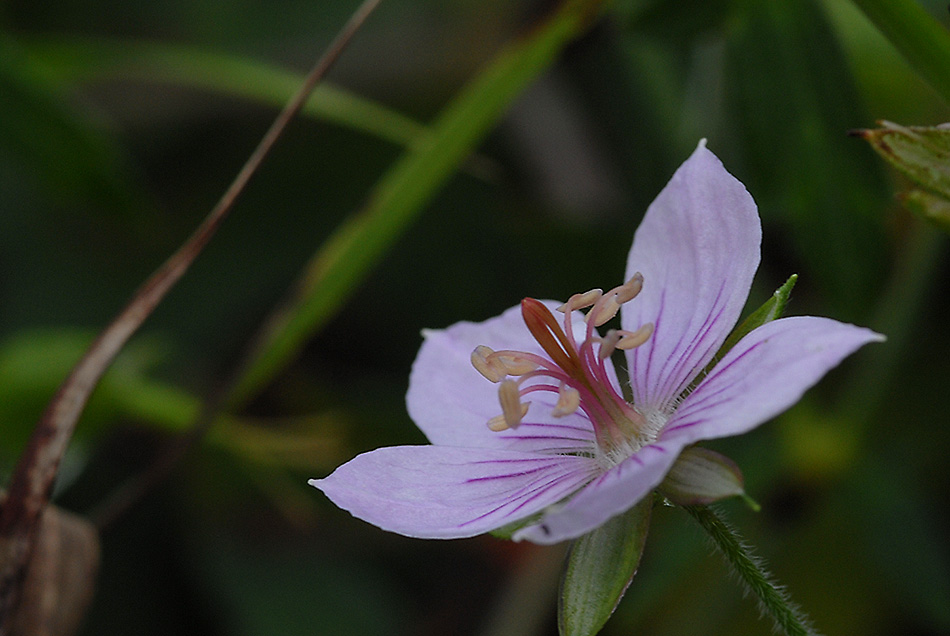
[622,142,761,409]
[513,440,687,544]
[660,316,884,444]
[407,302,602,454]
[311,446,598,539]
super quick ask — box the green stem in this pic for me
[849,0,950,105]
[684,505,819,636]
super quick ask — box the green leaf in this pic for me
[857,121,950,198]
[24,36,427,149]
[225,0,609,408]
[558,498,652,636]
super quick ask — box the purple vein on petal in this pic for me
[460,466,595,528]
[661,340,766,436]
[498,436,595,451]
[659,415,710,438]
[470,456,571,466]
[464,462,572,484]
[653,279,728,406]
[500,434,593,442]
[632,288,667,405]
[670,339,766,420]
[510,421,595,435]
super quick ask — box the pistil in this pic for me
[472,275,657,462]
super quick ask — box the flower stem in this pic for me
[684,505,820,636]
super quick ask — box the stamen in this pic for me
[552,382,581,417]
[486,404,530,431]
[486,413,509,431]
[479,279,654,457]
[471,345,507,383]
[587,293,622,327]
[491,352,538,376]
[557,288,602,313]
[599,330,622,360]
[615,272,644,304]
[615,323,654,350]
[498,379,529,429]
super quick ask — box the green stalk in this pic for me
[849,0,950,105]
[684,505,819,636]
[224,0,607,408]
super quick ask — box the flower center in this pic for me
[471,274,656,464]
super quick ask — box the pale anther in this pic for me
[492,352,538,376]
[615,323,654,350]
[499,380,529,429]
[487,403,529,431]
[557,288,603,313]
[588,294,622,327]
[471,345,507,383]
[615,272,644,304]
[552,382,581,417]
[486,414,509,431]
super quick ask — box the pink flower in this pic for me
[310,142,882,544]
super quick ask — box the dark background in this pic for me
[2,0,949,634]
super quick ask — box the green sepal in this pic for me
[658,446,758,510]
[558,497,652,636]
[703,274,797,377]
[856,121,950,199]
[900,188,950,234]
[489,512,544,540]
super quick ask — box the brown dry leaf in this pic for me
[5,505,99,636]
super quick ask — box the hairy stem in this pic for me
[684,505,819,636]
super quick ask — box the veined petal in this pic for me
[513,440,687,544]
[311,446,598,539]
[660,316,884,444]
[407,302,605,453]
[623,142,761,409]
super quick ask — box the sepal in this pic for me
[856,121,950,198]
[658,446,757,509]
[856,121,950,234]
[558,497,652,636]
[900,189,950,234]
[708,273,797,370]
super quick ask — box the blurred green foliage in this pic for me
[1,0,949,635]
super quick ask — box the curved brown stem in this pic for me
[0,0,383,628]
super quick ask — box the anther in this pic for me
[487,403,529,432]
[557,288,602,313]
[492,352,538,376]
[499,379,529,429]
[615,272,644,304]
[615,323,654,350]
[552,382,581,417]
[487,414,509,431]
[471,345,507,383]
[587,293,622,327]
